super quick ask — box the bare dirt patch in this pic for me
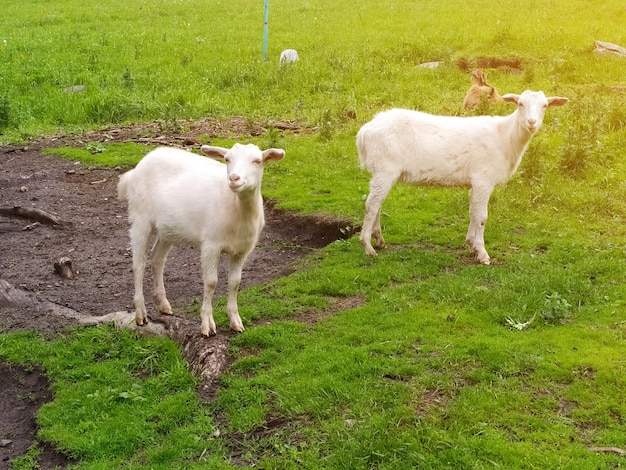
[0,120,357,468]
[457,56,524,74]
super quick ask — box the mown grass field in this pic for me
[1,0,626,468]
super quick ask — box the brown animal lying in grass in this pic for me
[462,69,504,110]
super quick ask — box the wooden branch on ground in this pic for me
[54,257,75,279]
[0,279,84,321]
[588,446,626,455]
[0,206,64,227]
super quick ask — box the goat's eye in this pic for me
[518,102,525,107]
[224,158,230,163]
[252,159,262,165]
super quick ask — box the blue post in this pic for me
[263,0,269,62]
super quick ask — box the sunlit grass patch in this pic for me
[43,142,151,168]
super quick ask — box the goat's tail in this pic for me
[356,128,368,171]
[117,170,133,201]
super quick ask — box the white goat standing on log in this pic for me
[357,90,568,264]
[117,144,285,336]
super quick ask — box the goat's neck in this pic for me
[235,188,263,218]
[226,189,264,254]
[501,112,534,170]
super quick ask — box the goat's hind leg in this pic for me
[151,236,174,314]
[361,173,396,255]
[371,205,385,249]
[466,185,493,265]
[129,223,152,326]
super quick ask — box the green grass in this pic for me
[0,327,231,469]
[2,0,626,468]
[43,142,150,168]
[2,0,626,141]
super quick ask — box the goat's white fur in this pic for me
[117,144,285,336]
[357,90,568,264]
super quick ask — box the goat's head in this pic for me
[201,143,285,193]
[502,90,568,134]
[470,69,488,86]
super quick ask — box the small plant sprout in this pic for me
[505,313,536,331]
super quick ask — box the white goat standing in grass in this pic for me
[357,90,568,264]
[117,144,285,336]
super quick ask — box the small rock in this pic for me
[418,61,441,68]
[0,439,13,447]
[280,49,299,65]
[63,85,86,93]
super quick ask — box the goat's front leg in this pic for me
[466,184,493,265]
[199,247,220,336]
[151,237,173,314]
[226,254,246,333]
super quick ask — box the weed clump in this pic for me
[318,109,335,142]
[540,292,572,325]
[0,93,10,131]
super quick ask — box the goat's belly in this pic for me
[399,170,471,187]
[157,229,199,247]
[152,219,201,244]
[221,240,255,257]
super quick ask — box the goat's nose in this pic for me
[528,119,537,126]
[229,174,240,182]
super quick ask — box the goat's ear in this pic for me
[501,94,520,105]
[201,145,229,158]
[547,96,569,107]
[262,148,285,162]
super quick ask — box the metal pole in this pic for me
[263,0,269,62]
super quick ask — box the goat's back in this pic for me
[118,147,238,244]
[120,147,225,200]
[357,108,507,183]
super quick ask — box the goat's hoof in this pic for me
[364,247,378,256]
[360,237,377,255]
[159,308,173,315]
[200,327,217,337]
[135,317,147,326]
[230,325,245,333]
